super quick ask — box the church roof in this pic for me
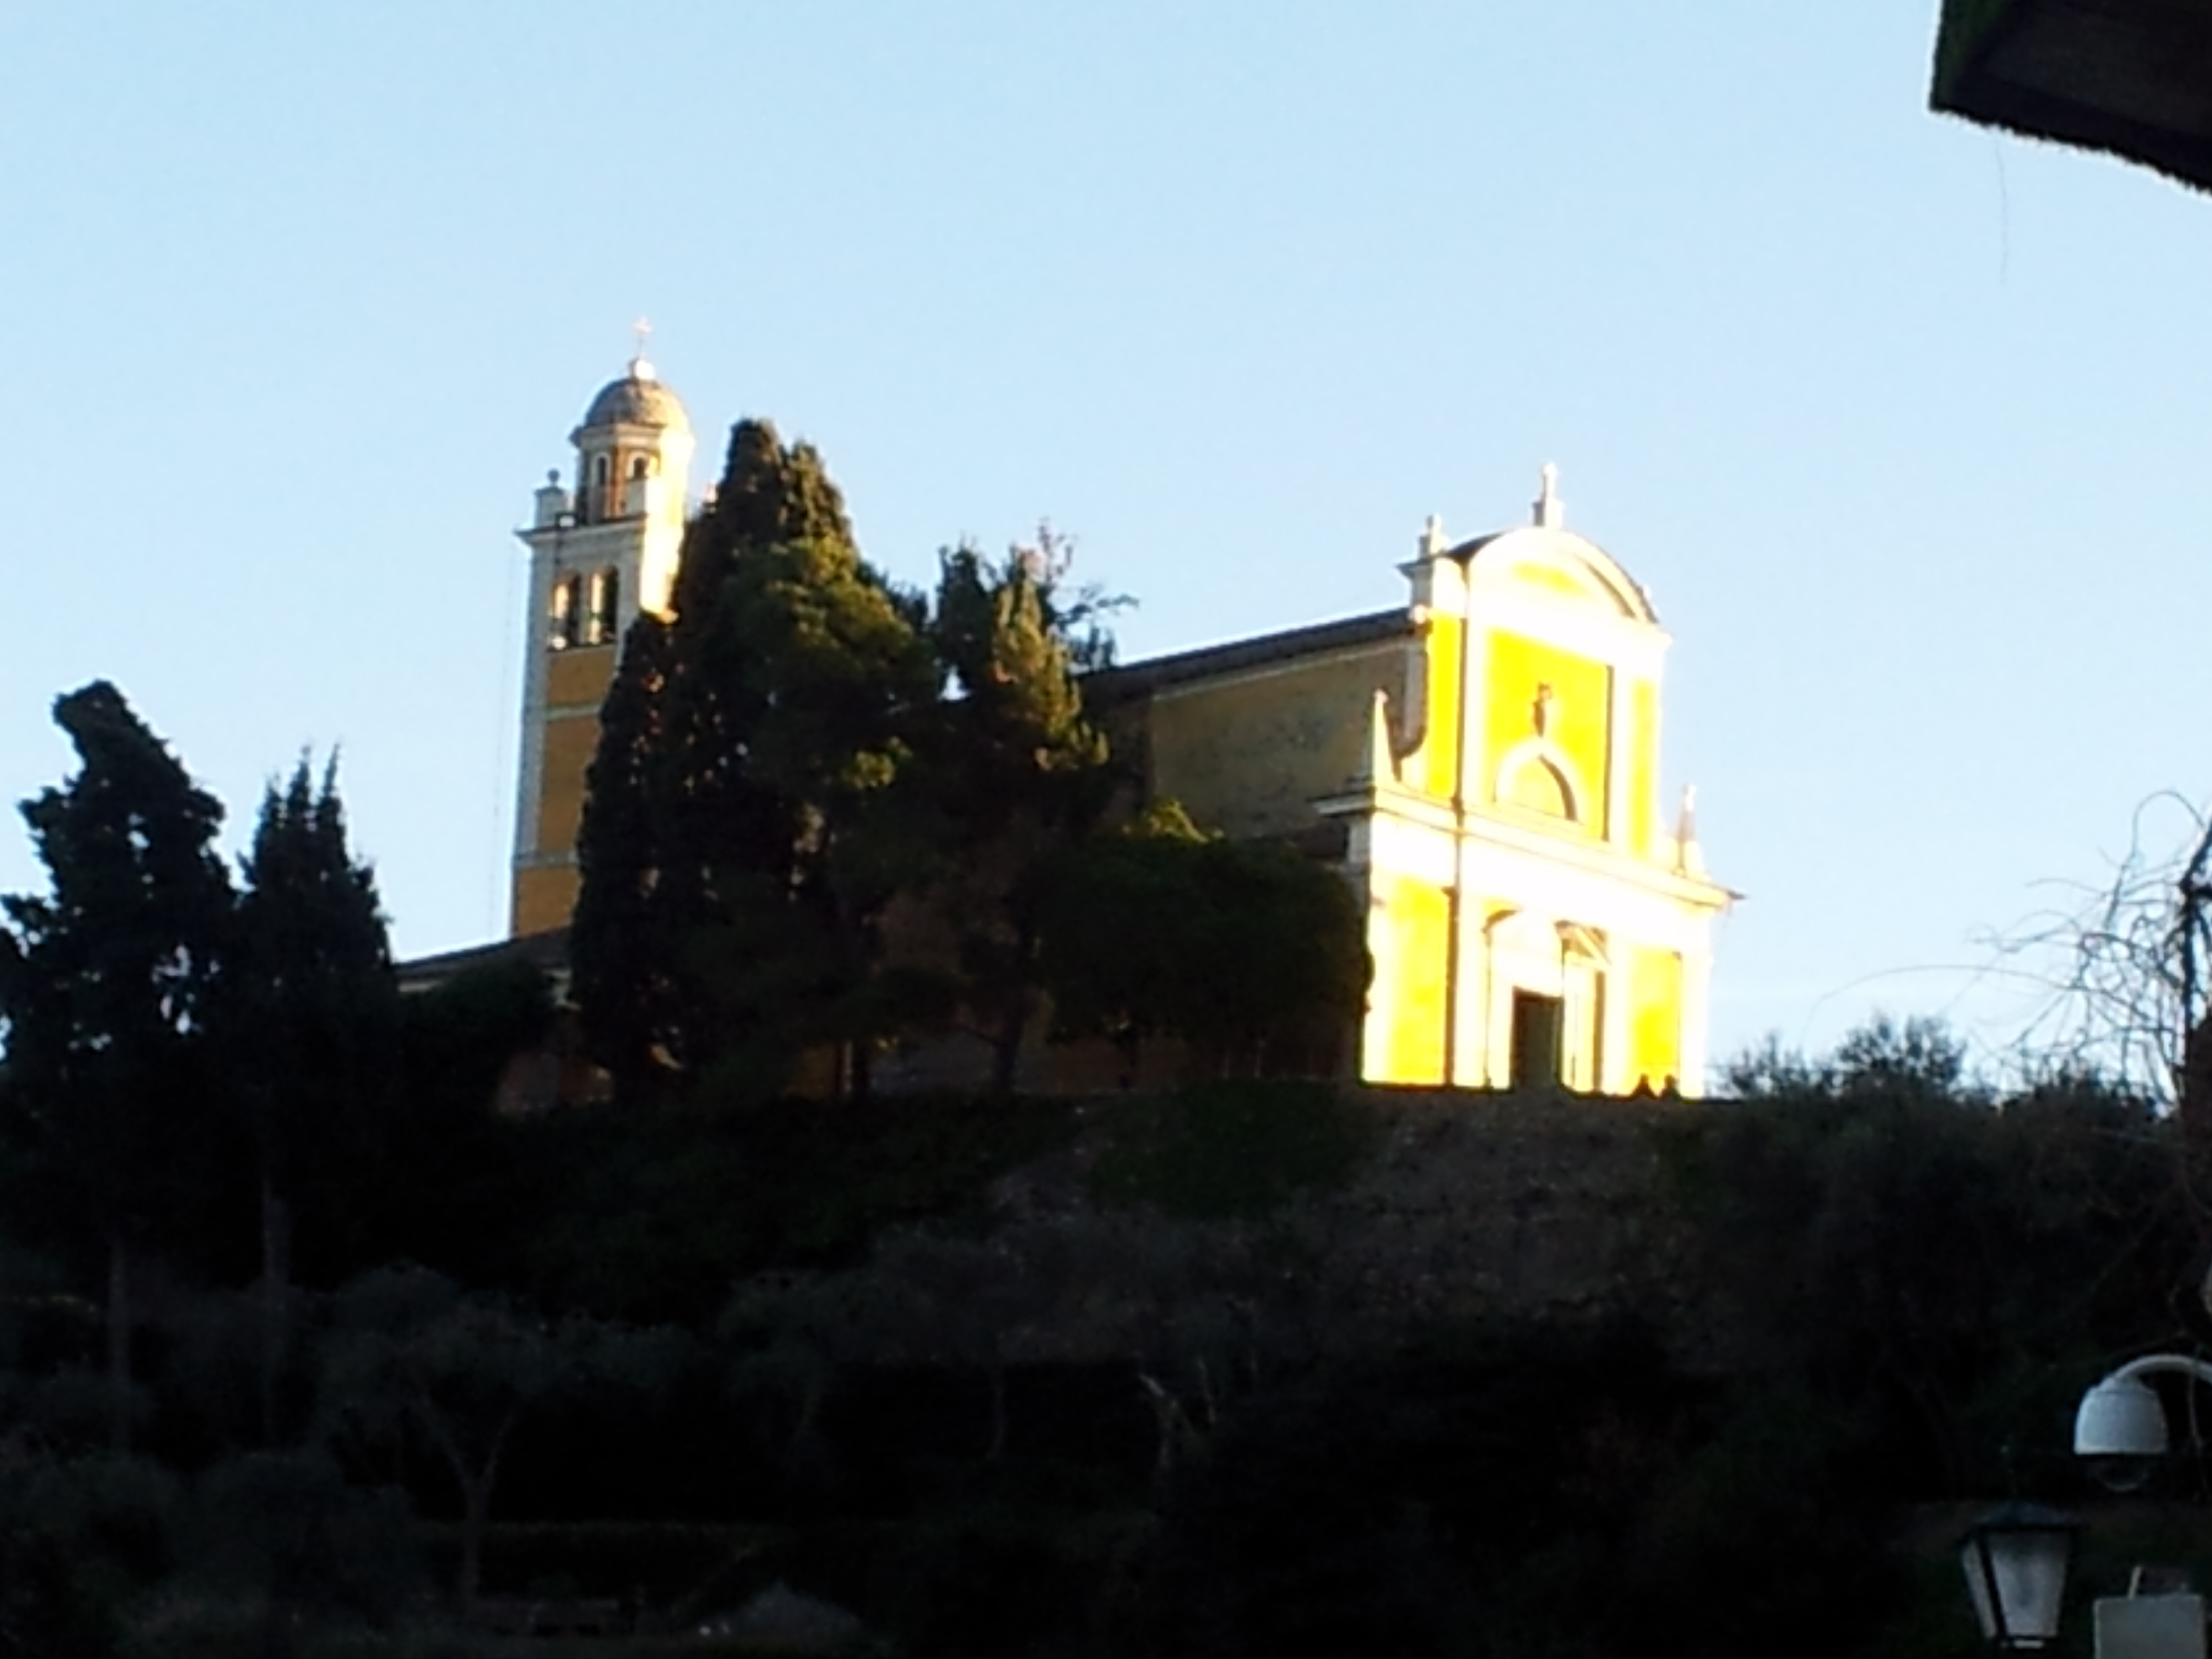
[579,359,690,432]
[1088,608,1412,701]
[398,926,571,996]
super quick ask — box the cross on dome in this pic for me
[1533,463,1563,529]
[576,326,689,432]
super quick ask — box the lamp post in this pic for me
[1953,1352,2212,1650]
[1961,1502,2081,1651]
[2058,1353,2212,1659]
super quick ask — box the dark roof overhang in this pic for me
[396,926,571,995]
[1932,0,2212,192]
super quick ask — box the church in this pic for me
[502,355,1734,1094]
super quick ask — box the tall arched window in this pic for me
[587,567,621,644]
[550,574,583,649]
[621,453,654,516]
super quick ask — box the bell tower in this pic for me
[510,350,695,937]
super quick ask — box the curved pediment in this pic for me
[1455,525,1660,626]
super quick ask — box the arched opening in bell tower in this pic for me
[587,567,621,644]
[550,574,583,649]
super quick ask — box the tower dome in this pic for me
[576,356,691,434]
[558,352,699,531]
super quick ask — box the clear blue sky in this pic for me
[3,2,2208,1074]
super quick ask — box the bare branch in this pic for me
[1984,792,2212,1105]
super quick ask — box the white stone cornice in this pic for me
[1453,807,1734,911]
[1320,783,1734,914]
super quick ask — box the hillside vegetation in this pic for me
[1,416,2202,1653]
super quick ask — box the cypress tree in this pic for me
[667,419,853,628]
[572,615,674,1082]
[219,755,398,1438]
[0,682,233,1449]
[685,512,937,1095]
[926,539,1115,1092]
[574,419,937,1096]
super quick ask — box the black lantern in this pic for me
[1961,1502,2080,1651]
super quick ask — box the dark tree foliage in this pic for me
[0,1450,182,1658]
[319,1263,685,1614]
[1181,836,1371,1073]
[319,1265,560,1613]
[571,616,672,1082]
[213,756,399,1446]
[1143,1326,1904,1659]
[377,958,555,1285]
[924,539,1116,1093]
[577,420,937,1097]
[1036,804,1209,1078]
[576,421,848,1088]
[1681,1017,2191,1497]
[1040,807,1370,1080]
[682,533,937,1094]
[1724,1012,1976,1103]
[218,756,399,1290]
[667,419,855,629]
[571,424,1382,1099]
[0,683,234,1450]
[657,420,871,976]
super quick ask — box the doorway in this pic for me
[1509,990,1563,1092]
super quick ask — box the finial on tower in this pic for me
[1533,463,1563,529]
[629,316,656,381]
[1420,513,1446,559]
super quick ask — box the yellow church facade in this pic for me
[1099,468,1729,1094]
[507,361,1732,1094]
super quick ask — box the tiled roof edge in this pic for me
[1088,607,1412,700]
[397,926,571,989]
